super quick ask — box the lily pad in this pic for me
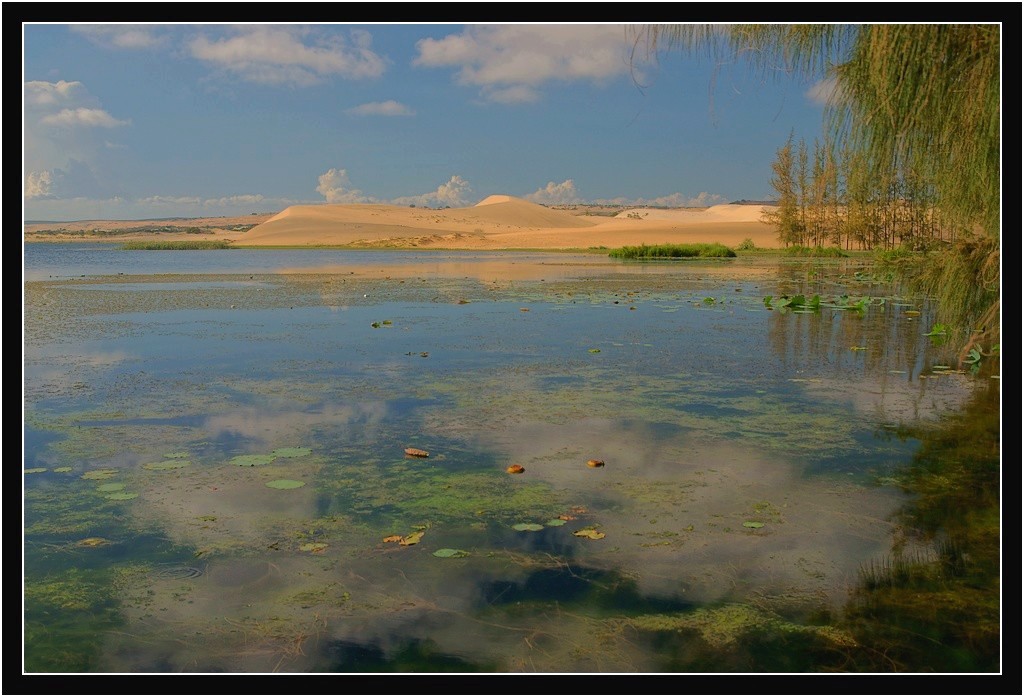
[265,479,305,489]
[299,542,328,553]
[232,454,277,467]
[143,460,190,471]
[743,521,765,529]
[573,528,606,540]
[271,447,312,458]
[545,519,567,527]
[163,452,190,459]
[81,468,119,480]
[512,523,545,532]
[433,548,470,558]
[96,483,126,493]
[24,467,48,474]
[106,492,138,501]
[588,348,601,353]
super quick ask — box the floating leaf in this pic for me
[76,537,111,547]
[143,460,189,470]
[545,519,567,527]
[573,528,606,540]
[106,492,138,501]
[404,447,430,458]
[850,346,868,351]
[382,535,403,543]
[231,454,277,467]
[81,469,118,480]
[265,479,305,489]
[586,459,605,468]
[299,542,328,553]
[400,530,424,546]
[588,348,601,353]
[271,447,312,458]
[433,548,470,558]
[512,523,545,532]
[163,452,190,459]
[24,467,48,474]
[743,521,765,529]
[53,467,73,473]
[370,322,381,328]
[96,483,126,492]
[506,464,525,474]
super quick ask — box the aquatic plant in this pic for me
[608,243,736,259]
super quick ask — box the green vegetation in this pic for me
[121,240,232,250]
[638,24,1000,348]
[608,243,736,259]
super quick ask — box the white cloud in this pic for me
[41,107,130,128]
[70,24,167,49]
[25,80,84,106]
[806,77,839,106]
[25,171,54,199]
[189,26,386,86]
[316,168,373,203]
[523,179,582,205]
[391,175,472,208]
[414,25,634,102]
[346,100,415,116]
[592,191,727,207]
[204,194,266,207]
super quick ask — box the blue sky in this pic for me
[23,23,833,221]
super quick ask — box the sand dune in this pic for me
[236,196,781,249]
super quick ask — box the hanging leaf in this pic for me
[265,479,305,489]
[433,548,470,558]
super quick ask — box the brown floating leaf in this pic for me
[558,514,577,521]
[506,464,525,474]
[587,459,605,468]
[572,528,606,540]
[404,447,430,458]
[382,535,403,543]
[399,531,425,546]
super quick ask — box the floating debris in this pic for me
[506,464,525,474]
[404,447,430,458]
[587,459,605,468]
[382,535,403,544]
[399,530,425,546]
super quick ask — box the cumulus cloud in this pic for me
[25,171,54,199]
[414,24,634,102]
[25,80,84,106]
[189,26,386,86]
[70,24,167,49]
[523,179,582,205]
[41,107,130,128]
[391,175,473,208]
[345,100,415,116]
[316,168,373,203]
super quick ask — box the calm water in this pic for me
[22,243,1000,674]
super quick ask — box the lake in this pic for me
[22,243,1000,674]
